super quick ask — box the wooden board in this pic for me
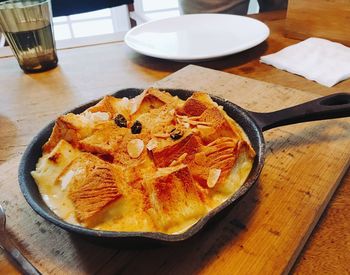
[0,65,349,274]
[285,0,350,46]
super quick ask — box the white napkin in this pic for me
[260,37,350,87]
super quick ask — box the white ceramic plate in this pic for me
[125,14,270,62]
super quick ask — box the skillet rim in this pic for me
[18,88,265,243]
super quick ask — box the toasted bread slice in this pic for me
[178,92,216,116]
[136,104,175,133]
[78,121,128,160]
[131,88,179,117]
[86,95,129,118]
[93,165,157,232]
[187,137,255,203]
[67,153,122,225]
[187,137,239,187]
[43,111,110,153]
[196,107,240,143]
[144,165,206,233]
[151,133,202,167]
[215,141,254,196]
[31,140,80,194]
[86,96,119,117]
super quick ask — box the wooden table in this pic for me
[0,11,349,274]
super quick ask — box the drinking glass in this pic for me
[0,0,58,73]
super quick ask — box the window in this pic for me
[52,6,131,41]
[132,0,180,23]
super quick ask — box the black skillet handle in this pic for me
[248,93,350,132]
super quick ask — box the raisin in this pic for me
[99,154,114,163]
[114,114,127,128]
[170,128,183,140]
[131,120,142,134]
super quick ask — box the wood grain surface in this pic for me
[285,0,350,46]
[0,11,350,274]
[0,65,349,274]
[293,169,350,274]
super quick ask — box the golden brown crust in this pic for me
[86,95,117,117]
[67,153,122,225]
[178,92,216,116]
[187,137,241,187]
[151,133,202,167]
[43,114,81,153]
[131,88,177,117]
[145,165,206,230]
[78,122,127,158]
[43,112,111,153]
[197,107,240,143]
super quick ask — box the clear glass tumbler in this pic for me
[0,0,58,73]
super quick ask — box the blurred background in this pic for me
[0,0,260,50]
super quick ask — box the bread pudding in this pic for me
[31,88,255,234]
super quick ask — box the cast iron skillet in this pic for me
[18,89,350,244]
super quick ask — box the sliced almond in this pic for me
[197,125,213,137]
[146,139,158,151]
[81,111,110,123]
[188,120,212,126]
[175,114,189,119]
[176,114,212,126]
[114,97,129,109]
[169,153,188,167]
[176,114,201,120]
[129,99,139,115]
[129,92,145,114]
[127,139,144,158]
[153,133,170,138]
[183,122,190,128]
[177,152,188,163]
[207,168,221,188]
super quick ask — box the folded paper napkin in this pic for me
[260,37,350,87]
